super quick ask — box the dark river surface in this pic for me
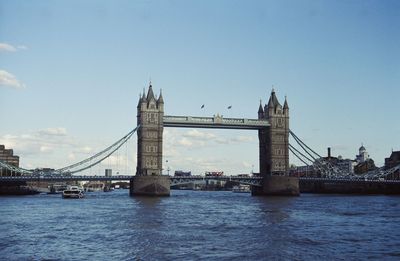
[0,190,399,261]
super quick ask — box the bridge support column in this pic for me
[252,176,299,196]
[129,176,170,196]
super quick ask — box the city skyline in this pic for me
[1,0,399,175]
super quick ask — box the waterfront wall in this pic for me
[300,179,400,194]
[0,181,39,195]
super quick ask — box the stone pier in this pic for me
[129,176,170,196]
[252,176,300,196]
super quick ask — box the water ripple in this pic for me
[0,191,399,260]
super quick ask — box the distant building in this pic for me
[385,151,400,170]
[337,157,357,174]
[294,145,379,177]
[354,159,376,174]
[354,145,375,174]
[105,169,112,187]
[315,147,357,175]
[356,144,369,163]
[205,171,224,177]
[174,170,191,177]
[0,145,20,176]
[290,165,315,177]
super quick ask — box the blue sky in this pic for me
[0,0,399,174]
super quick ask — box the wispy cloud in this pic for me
[163,128,257,175]
[164,129,255,151]
[16,45,28,50]
[183,129,216,139]
[0,128,138,172]
[0,128,104,169]
[0,128,73,157]
[0,43,28,52]
[38,127,67,136]
[0,70,26,89]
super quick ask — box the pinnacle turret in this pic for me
[146,82,155,101]
[269,89,281,108]
[137,93,142,108]
[157,89,164,104]
[258,100,264,113]
[283,95,289,110]
[142,88,146,101]
[258,100,264,119]
[267,95,274,108]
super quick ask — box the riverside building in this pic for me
[0,145,20,176]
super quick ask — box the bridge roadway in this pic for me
[1,175,399,186]
[163,115,270,129]
[0,175,263,186]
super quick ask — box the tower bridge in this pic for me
[2,82,399,195]
[133,83,298,196]
[0,82,301,197]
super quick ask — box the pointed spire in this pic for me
[268,88,281,108]
[137,92,142,107]
[267,97,274,108]
[258,99,264,113]
[142,88,146,100]
[157,88,164,104]
[283,95,289,109]
[146,81,155,101]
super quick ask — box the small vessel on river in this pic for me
[232,184,251,193]
[62,186,84,199]
[47,184,68,194]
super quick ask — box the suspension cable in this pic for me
[289,146,311,166]
[67,129,137,174]
[289,144,314,164]
[56,125,139,172]
[289,130,322,158]
[0,160,33,174]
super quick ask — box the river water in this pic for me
[0,190,399,261]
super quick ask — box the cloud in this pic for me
[68,153,76,160]
[215,138,229,144]
[241,161,253,168]
[231,136,254,143]
[16,45,28,50]
[40,146,53,153]
[178,137,193,147]
[0,127,139,172]
[183,129,216,139]
[160,128,259,175]
[0,43,16,52]
[76,146,92,154]
[38,127,67,136]
[0,43,27,52]
[164,128,256,151]
[0,70,26,89]
[0,127,74,157]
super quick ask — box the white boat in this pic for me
[232,184,251,193]
[62,186,85,199]
[48,184,68,194]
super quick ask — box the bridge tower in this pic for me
[254,89,299,196]
[130,83,170,196]
[263,89,289,175]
